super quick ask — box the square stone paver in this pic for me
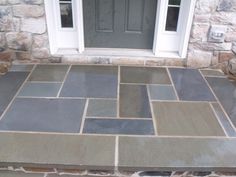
[9,65,34,72]
[0,133,115,170]
[0,72,29,116]
[206,77,236,128]
[0,98,86,133]
[119,84,151,118]
[148,85,177,100]
[28,65,69,82]
[152,102,225,136]
[18,82,62,97]
[120,66,171,84]
[83,118,154,135]
[169,68,216,101]
[200,69,225,77]
[87,99,117,117]
[60,66,118,98]
[118,136,236,171]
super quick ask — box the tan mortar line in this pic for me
[80,99,89,134]
[209,102,229,137]
[115,136,119,172]
[57,65,72,98]
[85,117,152,120]
[199,70,236,134]
[166,67,180,100]
[146,85,158,136]
[0,64,37,121]
[117,66,120,118]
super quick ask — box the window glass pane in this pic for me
[165,7,179,31]
[60,3,73,28]
[169,0,181,5]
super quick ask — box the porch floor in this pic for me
[0,64,236,171]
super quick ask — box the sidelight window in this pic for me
[165,0,181,31]
[59,0,74,28]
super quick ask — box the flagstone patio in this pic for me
[0,64,236,171]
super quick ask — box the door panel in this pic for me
[83,0,157,49]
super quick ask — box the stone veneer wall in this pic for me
[0,0,236,68]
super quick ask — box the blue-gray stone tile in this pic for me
[87,99,117,117]
[60,66,118,98]
[169,68,216,101]
[200,69,225,77]
[206,77,236,128]
[211,103,236,137]
[118,137,236,171]
[18,82,62,97]
[9,65,34,72]
[28,65,69,82]
[120,66,171,84]
[83,118,154,135]
[0,98,86,133]
[148,85,177,100]
[119,84,152,118]
[0,72,29,116]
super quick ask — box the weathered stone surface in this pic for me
[193,14,211,23]
[0,6,14,32]
[21,18,46,34]
[6,32,32,51]
[32,48,50,59]
[0,51,13,62]
[33,34,48,48]
[7,0,21,4]
[232,42,236,54]
[187,49,212,68]
[145,58,165,66]
[13,5,44,18]
[191,42,232,51]
[219,51,235,63]
[0,33,6,50]
[0,63,9,74]
[210,12,236,25]
[217,0,236,12]
[165,58,185,66]
[208,25,227,43]
[191,23,209,41]
[15,52,32,60]
[195,0,218,14]
[212,51,219,65]
[225,32,236,42]
[24,0,44,5]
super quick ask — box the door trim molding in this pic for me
[45,0,196,58]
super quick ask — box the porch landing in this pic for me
[0,64,236,171]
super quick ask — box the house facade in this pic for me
[0,0,235,67]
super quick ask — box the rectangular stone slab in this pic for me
[206,77,236,128]
[0,72,29,116]
[119,136,236,171]
[0,133,115,170]
[119,84,151,118]
[0,171,43,177]
[169,68,216,101]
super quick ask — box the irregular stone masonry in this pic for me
[0,0,236,67]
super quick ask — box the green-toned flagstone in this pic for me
[119,84,151,118]
[87,99,117,117]
[0,133,115,170]
[118,137,236,171]
[28,65,69,82]
[148,85,177,100]
[200,69,225,77]
[120,66,171,84]
[152,102,225,136]
[18,82,61,97]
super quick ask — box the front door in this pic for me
[83,0,157,49]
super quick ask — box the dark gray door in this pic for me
[83,0,157,49]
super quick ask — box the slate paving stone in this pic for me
[9,65,34,72]
[200,69,225,77]
[152,102,225,136]
[120,66,171,84]
[60,66,118,98]
[83,118,154,135]
[87,99,117,117]
[18,82,62,97]
[119,84,152,118]
[0,72,29,116]
[0,171,43,177]
[0,133,115,170]
[169,68,216,101]
[0,98,86,133]
[148,85,177,100]
[118,137,236,171]
[206,77,236,128]
[28,65,69,82]
[211,103,236,137]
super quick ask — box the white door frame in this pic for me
[45,0,196,58]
